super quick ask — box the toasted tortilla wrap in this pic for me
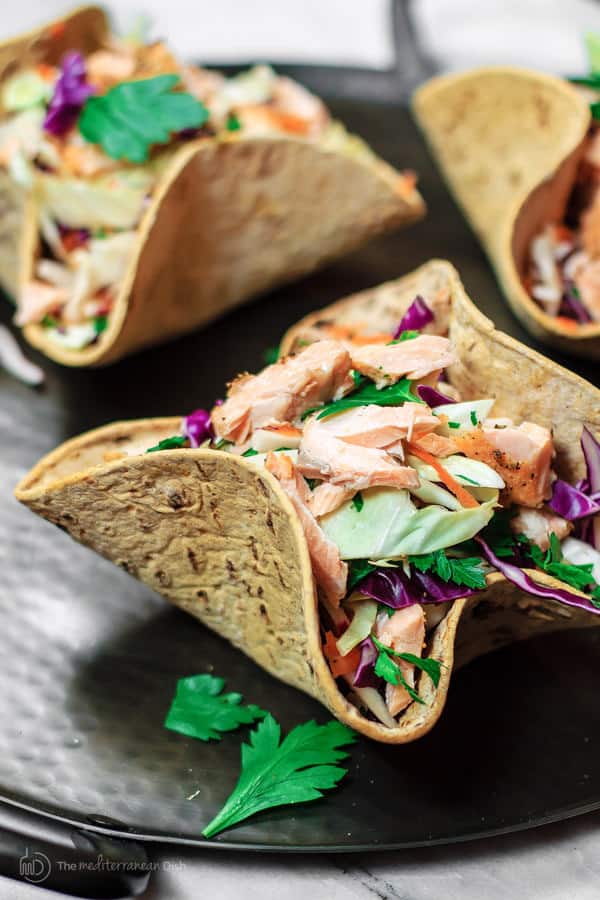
[413,67,600,358]
[15,260,600,743]
[1,6,424,367]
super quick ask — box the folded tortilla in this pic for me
[413,67,600,358]
[2,6,425,367]
[15,260,600,743]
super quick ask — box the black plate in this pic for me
[2,95,599,853]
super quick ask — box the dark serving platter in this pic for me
[1,89,599,863]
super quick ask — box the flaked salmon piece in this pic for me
[309,483,353,517]
[454,421,555,507]
[86,49,136,89]
[298,416,419,491]
[236,105,312,137]
[265,452,347,604]
[574,256,600,322]
[375,605,426,716]
[410,432,458,458]
[212,340,352,443]
[350,335,456,388]
[511,506,572,551]
[316,403,439,448]
[15,280,67,326]
[182,64,225,101]
[271,75,330,137]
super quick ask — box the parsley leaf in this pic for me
[93,314,108,335]
[470,410,479,426]
[165,674,266,742]
[262,345,280,365]
[448,421,460,429]
[213,438,233,450]
[410,549,487,589]
[226,111,241,131]
[79,74,209,163]
[347,558,377,591]
[41,314,59,328]
[530,532,599,597]
[371,635,442,705]
[304,377,422,421]
[146,435,187,453]
[202,715,356,838]
[351,491,364,512]
[388,330,419,344]
[242,448,259,457]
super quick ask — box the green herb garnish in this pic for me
[388,330,419,344]
[79,74,209,163]
[371,635,441,704]
[347,558,377,591]
[351,369,364,387]
[470,410,479,426]
[93,314,108,335]
[242,448,259,457]
[351,492,364,513]
[226,111,241,131]
[146,435,187,453]
[214,438,232,450]
[410,549,487,589]
[305,477,320,491]
[41,314,59,328]
[165,674,266,742]
[304,376,422,421]
[455,473,480,486]
[263,345,280,365]
[202,715,356,838]
[377,603,395,618]
[530,533,600,601]
[448,421,460,429]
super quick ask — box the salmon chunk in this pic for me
[511,506,572,551]
[212,340,352,443]
[350,335,456,388]
[375,605,426,716]
[308,483,353,517]
[15,280,67,326]
[316,403,439,448]
[454,421,555,507]
[298,416,420,492]
[265,452,348,604]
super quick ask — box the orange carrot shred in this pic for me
[407,444,479,509]
[323,631,361,678]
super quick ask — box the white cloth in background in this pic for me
[0,0,394,68]
[414,0,600,74]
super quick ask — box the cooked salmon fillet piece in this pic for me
[298,416,420,492]
[454,421,555,507]
[308,482,353,517]
[315,403,439,448]
[375,605,425,716]
[15,281,68,327]
[212,340,352,443]
[511,506,572,551]
[265,452,348,604]
[350,335,456,388]
[409,432,458,457]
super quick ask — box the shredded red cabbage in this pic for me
[548,479,600,520]
[182,408,213,447]
[353,638,381,688]
[417,384,455,407]
[357,567,477,609]
[393,295,434,337]
[475,536,600,615]
[44,52,94,136]
[561,281,593,324]
[581,426,600,549]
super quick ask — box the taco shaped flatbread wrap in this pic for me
[413,63,600,359]
[0,6,423,367]
[15,260,600,743]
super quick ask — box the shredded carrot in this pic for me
[323,631,361,677]
[554,316,580,330]
[262,423,302,438]
[36,63,56,81]
[407,443,479,509]
[266,109,311,135]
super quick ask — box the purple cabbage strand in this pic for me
[393,295,434,338]
[43,52,94,136]
[182,408,213,447]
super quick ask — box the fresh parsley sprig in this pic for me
[410,549,487,590]
[165,674,266,742]
[202,715,356,838]
[371,635,441,705]
[303,376,422,421]
[79,74,209,163]
[530,533,600,603]
[146,435,187,453]
[347,558,377,592]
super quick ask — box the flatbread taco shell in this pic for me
[413,67,600,358]
[15,260,600,743]
[2,6,425,368]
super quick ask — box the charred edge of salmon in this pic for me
[14,260,600,743]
